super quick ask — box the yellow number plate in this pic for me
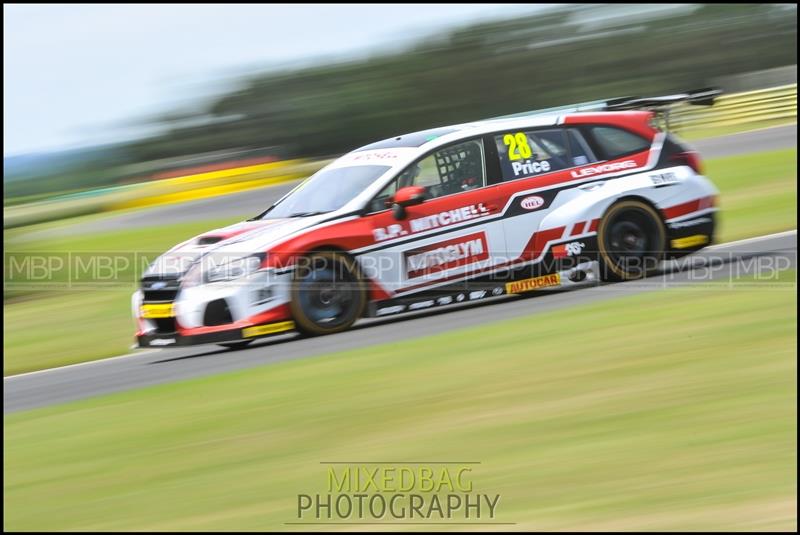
[242,321,296,338]
[140,303,174,319]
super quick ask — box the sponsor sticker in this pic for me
[650,172,679,186]
[571,160,637,179]
[671,234,709,249]
[520,195,545,211]
[505,273,561,294]
[373,203,491,242]
[404,232,489,278]
[512,159,551,177]
[668,217,712,229]
[140,303,174,319]
[377,305,406,316]
[552,241,585,259]
[149,338,176,346]
[408,300,435,310]
[242,320,296,338]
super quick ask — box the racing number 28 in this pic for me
[503,132,532,161]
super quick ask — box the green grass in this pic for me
[706,148,796,243]
[4,218,239,374]
[4,271,796,531]
[2,148,796,375]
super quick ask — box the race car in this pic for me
[134,89,720,348]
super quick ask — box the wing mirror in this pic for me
[392,186,426,219]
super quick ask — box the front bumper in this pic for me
[134,269,295,348]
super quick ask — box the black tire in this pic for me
[218,340,254,350]
[289,251,367,336]
[597,199,666,282]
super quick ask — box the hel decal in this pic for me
[520,195,546,210]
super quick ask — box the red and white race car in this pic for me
[134,90,720,348]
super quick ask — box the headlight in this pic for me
[182,254,264,287]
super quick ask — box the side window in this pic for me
[368,139,485,212]
[590,126,650,159]
[495,129,571,181]
[566,128,597,167]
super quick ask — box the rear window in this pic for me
[591,126,650,159]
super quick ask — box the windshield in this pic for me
[259,165,390,219]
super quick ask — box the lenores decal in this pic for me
[571,160,636,178]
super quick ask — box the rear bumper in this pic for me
[666,209,717,256]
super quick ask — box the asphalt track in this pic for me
[4,231,796,413]
[12,124,797,242]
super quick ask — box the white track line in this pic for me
[4,229,796,381]
[4,350,160,380]
[707,229,796,250]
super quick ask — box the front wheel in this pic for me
[597,200,666,282]
[290,251,367,336]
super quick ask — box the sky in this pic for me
[3,4,554,156]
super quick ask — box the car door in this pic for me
[357,137,509,296]
[491,126,599,263]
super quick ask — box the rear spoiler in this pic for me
[603,88,721,111]
[603,88,721,132]
[487,88,721,131]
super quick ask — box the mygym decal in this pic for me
[404,232,489,279]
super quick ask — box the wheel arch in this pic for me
[602,194,667,230]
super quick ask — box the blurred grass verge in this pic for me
[3,159,323,229]
[677,118,796,141]
[672,83,796,140]
[3,148,796,375]
[4,270,796,531]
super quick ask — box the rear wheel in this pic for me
[290,251,367,336]
[597,200,666,282]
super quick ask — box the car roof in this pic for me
[355,114,561,153]
[354,109,654,156]
[354,126,464,151]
